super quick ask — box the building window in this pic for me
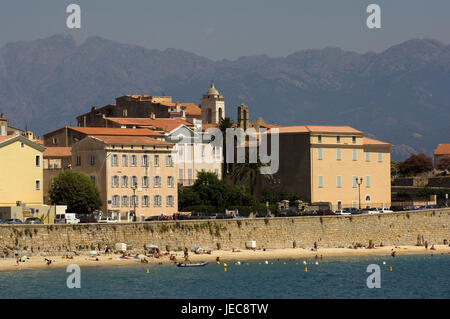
[142,195,150,207]
[352,176,357,188]
[35,155,41,167]
[336,175,342,188]
[337,201,342,210]
[179,168,184,180]
[112,195,120,207]
[123,109,128,117]
[52,137,58,145]
[142,155,149,167]
[122,155,128,166]
[153,176,161,188]
[154,195,162,207]
[121,176,128,188]
[365,195,371,202]
[165,155,173,167]
[188,169,193,185]
[378,152,382,162]
[214,169,219,176]
[336,148,341,160]
[352,136,356,143]
[352,149,357,161]
[112,175,119,188]
[131,155,137,166]
[336,136,341,143]
[122,196,129,207]
[318,135,322,143]
[20,142,24,148]
[89,155,96,166]
[366,175,371,187]
[142,176,149,188]
[365,151,370,162]
[90,176,96,185]
[35,180,41,190]
[111,154,119,166]
[318,148,323,160]
[352,201,357,208]
[166,195,174,207]
[154,155,159,167]
[131,176,138,187]
[318,175,323,188]
[168,176,174,188]
[76,156,81,166]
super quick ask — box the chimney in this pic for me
[0,114,7,136]
[91,106,97,111]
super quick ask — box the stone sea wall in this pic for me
[0,209,448,256]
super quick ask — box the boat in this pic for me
[177,261,208,267]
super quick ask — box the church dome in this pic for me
[206,82,219,95]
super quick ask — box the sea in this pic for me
[0,254,448,299]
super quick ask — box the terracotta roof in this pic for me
[363,137,391,146]
[434,144,450,155]
[91,135,173,146]
[268,125,362,134]
[43,147,72,158]
[0,135,17,144]
[159,102,201,116]
[106,118,192,132]
[67,126,163,137]
[202,123,219,130]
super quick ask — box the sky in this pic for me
[0,0,449,60]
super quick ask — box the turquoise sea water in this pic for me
[0,254,448,299]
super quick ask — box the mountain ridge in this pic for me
[0,34,449,160]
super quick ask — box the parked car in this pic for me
[348,208,362,214]
[189,212,210,220]
[390,206,405,212]
[278,211,299,217]
[367,208,380,214]
[318,209,335,216]
[215,213,233,219]
[78,215,98,223]
[98,217,118,223]
[145,215,171,221]
[0,219,6,224]
[24,217,44,224]
[55,213,80,224]
[6,219,23,224]
[335,209,351,215]
[378,207,393,213]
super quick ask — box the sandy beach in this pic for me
[0,245,449,271]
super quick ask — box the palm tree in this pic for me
[218,117,234,178]
[231,153,273,195]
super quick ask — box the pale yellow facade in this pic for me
[72,136,178,220]
[310,133,391,210]
[0,135,45,206]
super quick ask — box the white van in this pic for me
[55,213,80,224]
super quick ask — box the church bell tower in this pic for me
[201,82,225,124]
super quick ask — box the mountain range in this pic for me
[0,34,449,160]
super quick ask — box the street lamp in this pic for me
[131,185,137,222]
[355,177,363,210]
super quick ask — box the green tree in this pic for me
[218,117,234,178]
[399,153,433,176]
[49,171,102,215]
[230,154,273,195]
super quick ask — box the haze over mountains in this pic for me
[0,34,449,160]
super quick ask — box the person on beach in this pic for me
[425,241,428,249]
[2,247,8,258]
[430,245,436,250]
[16,254,20,265]
[44,258,52,266]
[105,244,109,255]
[184,248,190,262]
[314,242,318,251]
[216,256,220,262]
[391,251,396,257]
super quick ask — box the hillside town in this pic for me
[0,83,449,224]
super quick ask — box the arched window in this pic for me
[365,195,371,202]
[218,108,223,120]
[207,109,212,123]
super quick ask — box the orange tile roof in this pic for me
[68,126,163,137]
[159,102,201,116]
[434,144,450,155]
[268,125,362,134]
[0,135,17,144]
[43,147,72,158]
[363,137,391,146]
[106,118,192,132]
[91,135,173,146]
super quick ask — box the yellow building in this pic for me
[268,126,391,210]
[71,135,178,220]
[0,134,45,207]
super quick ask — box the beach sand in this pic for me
[0,245,449,271]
